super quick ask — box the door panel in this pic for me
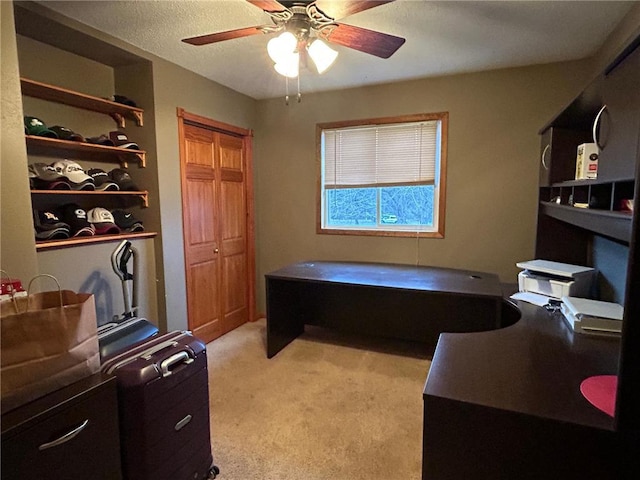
[186,179,217,246]
[188,260,221,340]
[221,182,245,241]
[217,132,248,334]
[182,124,221,343]
[223,253,248,330]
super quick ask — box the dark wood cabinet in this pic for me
[534,34,640,475]
[422,32,640,480]
[1,374,122,480]
[596,43,640,181]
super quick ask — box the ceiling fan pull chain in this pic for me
[285,76,290,105]
[297,75,302,103]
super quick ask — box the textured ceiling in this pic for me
[36,0,636,100]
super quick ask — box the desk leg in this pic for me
[266,279,305,358]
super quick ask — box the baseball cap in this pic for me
[52,160,95,190]
[28,163,72,190]
[111,209,144,233]
[111,94,137,108]
[108,131,139,150]
[33,209,70,240]
[87,207,121,235]
[88,168,120,191]
[24,116,58,138]
[60,203,95,237]
[50,125,85,142]
[108,168,139,191]
[86,134,115,146]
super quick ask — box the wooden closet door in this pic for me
[217,132,249,334]
[179,110,254,344]
[182,124,222,342]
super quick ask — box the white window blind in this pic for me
[323,121,438,189]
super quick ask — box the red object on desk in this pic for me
[580,375,617,417]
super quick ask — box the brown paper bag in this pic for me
[1,276,100,413]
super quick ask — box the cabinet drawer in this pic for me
[596,43,640,181]
[539,126,592,186]
[1,374,121,479]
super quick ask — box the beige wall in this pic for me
[4,2,257,331]
[591,1,640,75]
[150,58,257,330]
[4,1,639,329]
[1,1,38,282]
[253,61,592,311]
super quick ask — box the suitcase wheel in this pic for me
[207,465,220,479]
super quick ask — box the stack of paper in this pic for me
[561,296,624,335]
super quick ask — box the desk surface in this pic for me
[424,300,620,431]
[266,261,503,298]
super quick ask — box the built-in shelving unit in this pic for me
[35,231,156,250]
[22,77,154,249]
[26,135,146,168]
[21,77,143,128]
[30,189,150,208]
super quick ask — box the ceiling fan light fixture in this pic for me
[267,31,298,63]
[307,38,339,74]
[274,52,300,78]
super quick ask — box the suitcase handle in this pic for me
[141,340,179,360]
[160,351,194,377]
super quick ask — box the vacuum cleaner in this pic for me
[97,240,159,360]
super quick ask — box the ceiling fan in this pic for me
[182,0,405,77]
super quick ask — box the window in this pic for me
[317,113,448,237]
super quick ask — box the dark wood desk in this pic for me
[423,300,621,479]
[265,261,505,358]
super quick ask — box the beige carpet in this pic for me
[206,319,432,480]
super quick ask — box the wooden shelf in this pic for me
[31,189,150,207]
[36,231,157,251]
[21,78,143,128]
[540,201,632,243]
[26,135,145,168]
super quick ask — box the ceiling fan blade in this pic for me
[322,23,405,59]
[182,26,268,46]
[246,0,288,12]
[315,0,395,20]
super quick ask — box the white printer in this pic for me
[516,259,595,299]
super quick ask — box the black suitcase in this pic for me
[101,331,219,480]
[98,317,159,359]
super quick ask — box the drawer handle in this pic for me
[38,419,89,451]
[592,104,607,149]
[541,144,551,170]
[175,414,192,431]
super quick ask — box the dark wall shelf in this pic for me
[539,202,632,243]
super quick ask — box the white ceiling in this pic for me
[36,0,636,100]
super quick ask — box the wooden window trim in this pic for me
[316,112,448,238]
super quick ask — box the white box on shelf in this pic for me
[516,259,595,299]
[575,143,599,180]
